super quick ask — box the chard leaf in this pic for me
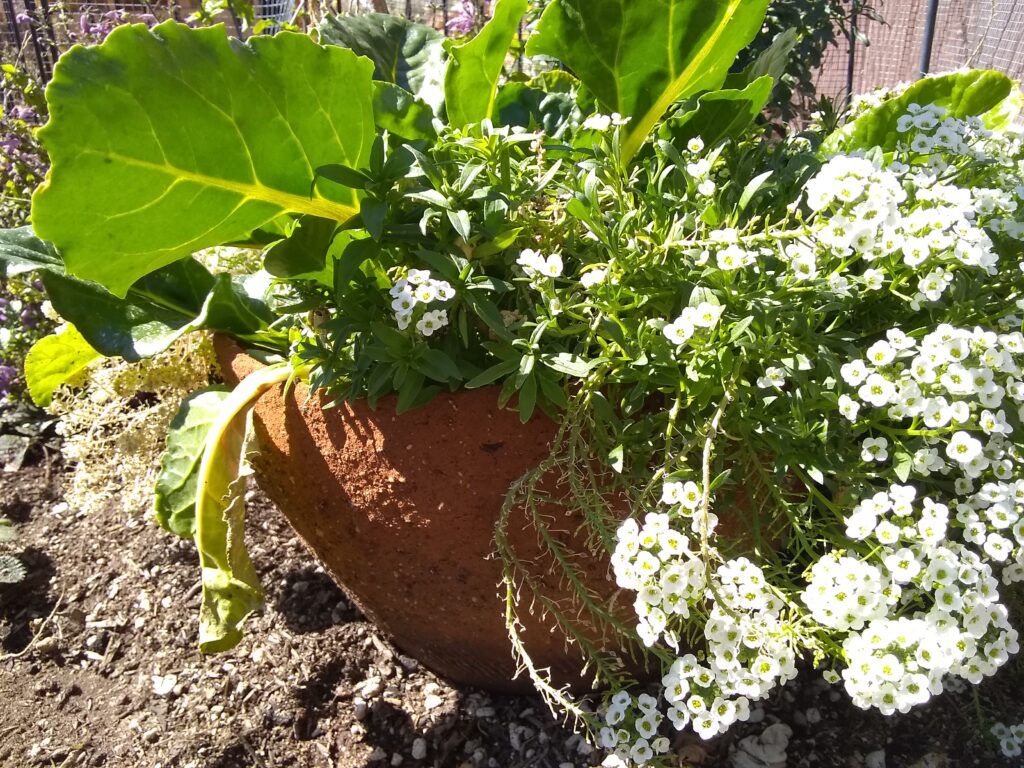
[24,323,101,406]
[195,363,291,652]
[263,215,338,285]
[822,70,1014,154]
[372,81,438,140]
[155,387,231,538]
[444,0,529,127]
[32,22,376,297]
[319,13,447,114]
[0,225,62,275]
[526,0,770,164]
[495,81,580,137]
[724,27,798,89]
[660,76,774,149]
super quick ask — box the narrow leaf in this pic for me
[444,0,529,126]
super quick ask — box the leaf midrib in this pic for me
[620,0,745,164]
[78,148,359,222]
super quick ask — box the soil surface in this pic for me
[2,459,1023,768]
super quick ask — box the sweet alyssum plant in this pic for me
[2,0,1024,763]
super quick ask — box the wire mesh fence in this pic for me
[815,0,1024,103]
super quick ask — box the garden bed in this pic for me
[1,458,1020,768]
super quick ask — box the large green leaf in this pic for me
[154,387,230,538]
[444,0,528,127]
[0,226,62,276]
[495,81,581,138]
[318,13,447,114]
[724,27,798,90]
[32,22,376,297]
[526,0,770,164]
[24,324,102,406]
[372,81,438,141]
[195,363,291,652]
[0,227,278,360]
[263,215,338,286]
[822,70,1015,154]
[660,76,774,148]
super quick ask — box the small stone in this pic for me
[424,694,444,710]
[390,754,404,766]
[398,655,419,671]
[358,677,384,699]
[473,707,495,718]
[866,749,886,768]
[152,674,177,697]
[411,738,427,761]
[353,698,368,721]
[142,728,160,744]
[369,747,388,762]
[805,707,822,725]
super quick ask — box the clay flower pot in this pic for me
[215,338,620,693]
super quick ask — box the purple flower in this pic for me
[0,365,16,396]
[11,106,36,122]
[19,303,41,329]
[446,0,477,35]
[14,12,30,24]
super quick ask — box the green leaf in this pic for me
[539,351,593,377]
[517,373,537,423]
[447,209,472,241]
[660,76,773,149]
[465,358,518,388]
[822,70,1014,154]
[372,81,438,140]
[263,216,338,284]
[494,82,579,138]
[155,387,231,539]
[415,348,463,383]
[724,27,798,89]
[738,169,773,212]
[444,0,529,126]
[33,22,376,297]
[526,0,770,164]
[319,13,447,114]
[195,364,291,652]
[24,324,101,406]
[893,451,913,483]
[0,225,62,276]
[607,443,624,472]
[42,264,273,361]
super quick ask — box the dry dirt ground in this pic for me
[2,459,1023,768]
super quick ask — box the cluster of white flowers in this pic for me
[516,248,564,279]
[992,722,1024,758]
[581,112,631,132]
[595,96,1024,760]
[802,554,895,631]
[661,302,724,348]
[599,692,671,765]
[608,485,796,750]
[388,269,454,336]
[611,511,704,648]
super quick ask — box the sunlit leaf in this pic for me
[24,323,101,406]
[444,0,528,126]
[32,22,376,296]
[526,0,770,163]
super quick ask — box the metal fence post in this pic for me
[918,0,940,77]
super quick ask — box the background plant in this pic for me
[1,2,1023,765]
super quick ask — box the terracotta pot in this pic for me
[215,338,625,693]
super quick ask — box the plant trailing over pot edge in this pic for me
[3,0,1024,763]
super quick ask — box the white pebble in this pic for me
[411,738,427,760]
